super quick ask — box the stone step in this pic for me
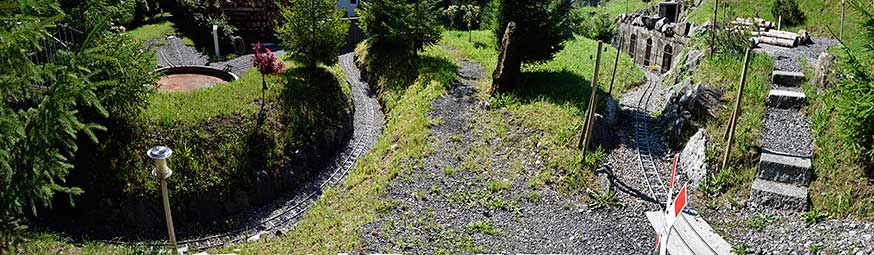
[772,70,806,87]
[757,152,812,185]
[767,89,806,109]
[749,178,808,212]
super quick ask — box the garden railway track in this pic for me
[104,53,383,252]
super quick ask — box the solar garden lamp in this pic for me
[147,146,180,254]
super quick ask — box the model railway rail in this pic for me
[104,53,383,252]
[632,72,669,205]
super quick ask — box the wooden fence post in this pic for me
[580,41,604,159]
[609,38,624,95]
[840,0,845,41]
[710,0,720,59]
[720,47,753,170]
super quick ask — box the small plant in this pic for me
[523,191,542,202]
[731,243,749,254]
[465,220,497,235]
[586,188,623,210]
[486,179,512,193]
[745,213,775,230]
[251,43,286,113]
[801,208,829,226]
[771,0,806,27]
[808,243,822,254]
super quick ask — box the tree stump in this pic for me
[490,22,519,95]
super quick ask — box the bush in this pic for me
[492,0,574,92]
[834,1,874,168]
[1,0,107,232]
[173,0,236,42]
[480,0,501,32]
[277,0,349,68]
[62,0,138,29]
[771,0,805,27]
[359,0,443,58]
[572,7,614,42]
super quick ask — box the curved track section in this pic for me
[632,71,669,205]
[107,53,383,252]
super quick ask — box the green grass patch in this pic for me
[6,232,141,255]
[687,0,868,55]
[124,13,194,45]
[804,74,874,219]
[442,30,638,194]
[600,0,651,18]
[486,179,512,193]
[690,42,772,206]
[465,220,498,235]
[210,45,457,254]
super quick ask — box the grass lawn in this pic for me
[125,13,194,45]
[443,30,644,191]
[804,66,874,219]
[600,0,651,18]
[206,44,457,254]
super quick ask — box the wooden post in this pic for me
[720,47,753,170]
[778,15,782,31]
[609,38,624,95]
[710,0,719,59]
[580,41,604,159]
[840,0,845,41]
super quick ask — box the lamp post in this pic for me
[147,146,179,253]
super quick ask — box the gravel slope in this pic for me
[360,48,677,254]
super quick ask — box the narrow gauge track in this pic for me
[104,53,383,252]
[631,72,718,254]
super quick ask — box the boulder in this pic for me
[632,16,645,27]
[680,129,709,187]
[813,52,836,88]
[661,78,723,146]
[798,29,812,45]
[655,17,668,31]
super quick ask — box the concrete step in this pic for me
[772,70,806,87]
[646,211,732,255]
[757,152,812,185]
[767,89,806,109]
[749,178,808,212]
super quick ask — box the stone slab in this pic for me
[645,211,732,255]
[749,178,808,211]
[772,70,806,87]
[767,89,806,109]
[757,152,812,185]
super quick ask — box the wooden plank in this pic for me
[646,211,732,255]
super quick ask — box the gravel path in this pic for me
[98,53,383,252]
[761,108,815,157]
[359,47,677,254]
[706,208,874,254]
[152,37,285,76]
[756,37,838,72]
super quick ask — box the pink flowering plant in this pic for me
[251,43,286,112]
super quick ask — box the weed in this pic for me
[443,165,456,175]
[465,220,498,235]
[808,243,822,254]
[731,243,749,254]
[801,208,829,226]
[523,191,542,202]
[586,188,623,210]
[487,179,512,193]
[745,213,775,230]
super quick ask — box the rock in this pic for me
[632,16,644,27]
[655,17,668,31]
[660,77,722,146]
[680,129,709,187]
[674,22,691,37]
[661,23,675,36]
[603,95,617,126]
[643,16,657,29]
[798,29,812,45]
[813,52,836,88]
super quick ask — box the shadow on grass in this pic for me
[514,70,610,114]
[280,66,352,150]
